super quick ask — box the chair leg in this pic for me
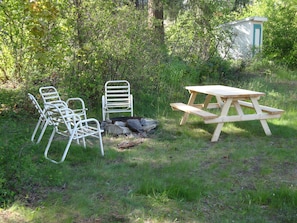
[102,96,106,121]
[81,136,86,148]
[36,119,50,144]
[44,128,75,164]
[74,132,86,147]
[44,127,58,163]
[31,117,43,142]
[131,95,133,117]
[97,123,104,156]
[99,133,104,156]
[59,134,75,163]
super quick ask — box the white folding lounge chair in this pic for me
[39,86,87,120]
[28,93,52,144]
[102,80,133,121]
[43,103,104,164]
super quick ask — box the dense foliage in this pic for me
[0,0,240,112]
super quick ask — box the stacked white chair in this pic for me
[43,103,104,164]
[28,86,104,164]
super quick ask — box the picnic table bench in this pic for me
[170,102,218,120]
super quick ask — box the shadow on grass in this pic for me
[170,117,296,142]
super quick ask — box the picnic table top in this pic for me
[185,85,265,98]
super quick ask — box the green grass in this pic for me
[1,75,297,222]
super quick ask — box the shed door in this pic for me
[253,24,262,55]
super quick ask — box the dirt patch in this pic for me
[0,209,28,223]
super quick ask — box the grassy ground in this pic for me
[1,75,297,223]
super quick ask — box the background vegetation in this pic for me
[1,0,297,222]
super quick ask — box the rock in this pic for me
[140,118,158,126]
[142,124,157,132]
[114,121,126,127]
[121,127,132,135]
[105,124,125,135]
[126,119,144,133]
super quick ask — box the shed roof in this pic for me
[228,16,268,26]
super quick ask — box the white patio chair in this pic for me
[39,86,87,120]
[28,93,69,144]
[28,93,52,144]
[43,103,104,164]
[102,80,133,121]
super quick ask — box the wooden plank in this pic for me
[204,113,282,124]
[170,103,218,120]
[186,85,265,98]
[238,100,284,114]
[192,103,221,109]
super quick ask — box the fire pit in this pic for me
[101,117,158,137]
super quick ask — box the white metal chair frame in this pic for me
[39,86,87,121]
[44,103,104,164]
[28,93,53,144]
[29,86,86,144]
[102,80,133,121]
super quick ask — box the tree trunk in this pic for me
[73,0,84,74]
[148,0,164,44]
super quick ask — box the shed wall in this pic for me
[218,17,267,60]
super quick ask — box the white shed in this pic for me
[219,16,268,60]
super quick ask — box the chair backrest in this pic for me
[39,86,88,122]
[28,93,47,120]
[39,86,62,104]
[104,80,132,110]
[102,80,133,120]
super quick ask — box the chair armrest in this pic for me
[75,118,104,133]
[66,98,88,111]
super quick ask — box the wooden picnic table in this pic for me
[170,85,284,142]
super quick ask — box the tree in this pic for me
[0,0,70,85]
[232,0,252,11]
[167,0,234,60]
[148,0,165,43]
[0,1,28,82]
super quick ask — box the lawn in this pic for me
[1,75,297,223]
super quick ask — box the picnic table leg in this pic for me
[251,98,272,136]
[180,113,189,125]
[211,98,232,142]
[215,96,224,108]
[233,100,244,116]
[180,91,198,125]
[203,94,213,108]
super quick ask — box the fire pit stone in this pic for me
[101,117,158,136]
